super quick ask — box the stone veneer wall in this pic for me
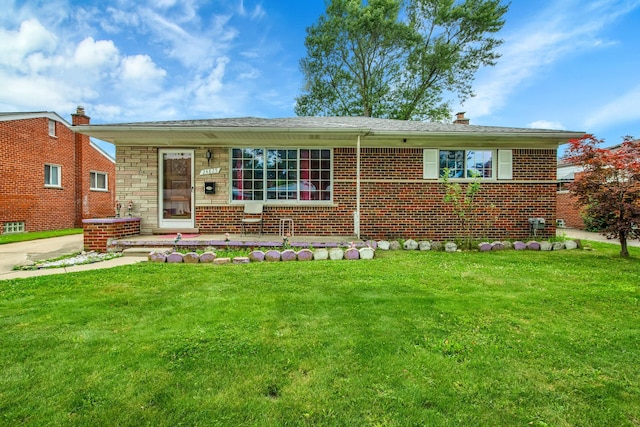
[115,145,558,241]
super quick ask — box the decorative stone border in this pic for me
[375,238,581,252]
[148,238,581,263]
[148,246,376,263]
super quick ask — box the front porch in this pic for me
[108,232,366,255]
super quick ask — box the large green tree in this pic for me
[295,0,508,121]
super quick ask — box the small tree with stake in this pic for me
[564,134,640,257]
[441,168,482,250]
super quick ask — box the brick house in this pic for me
[77,115,583,241]
[0,107,115,234]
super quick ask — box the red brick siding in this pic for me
[0,115,115,233]
[195,147,558,240]
[557,191,585,229]
[82,217,141,251]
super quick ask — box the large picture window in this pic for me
[232,148,332,202]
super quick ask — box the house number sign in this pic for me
[199,168,221,175]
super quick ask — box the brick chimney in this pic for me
[71,105,90,125]
[453,112,470,125]
[72,106,91,226]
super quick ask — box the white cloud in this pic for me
[462,0,640,119]
[0,19,57,67]
[584,84,640,129]
[74,37,119,69]
[120,54,166,82]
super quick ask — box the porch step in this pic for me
[122,247,166,257]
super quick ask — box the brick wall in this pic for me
[557,191,585,229]
[82,217,141,251]
[190,147,558,240]
[0,112,115,233]
[0,117,76,232]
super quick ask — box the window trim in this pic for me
[230,147,334,204]
[90,171,109,191]
[48,119,56,137]
[423,149,513,181]
[44,164,62,188]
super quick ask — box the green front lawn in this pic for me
[1,243,639,426]
[0,228,83,245]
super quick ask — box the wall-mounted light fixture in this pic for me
[205,149,212,165]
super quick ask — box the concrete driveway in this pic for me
[0,234,148,280]
[0,234,83,275]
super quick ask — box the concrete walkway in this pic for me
[558,228,640,247]
[0,234,146,281]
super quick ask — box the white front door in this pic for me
[159,149,194,228]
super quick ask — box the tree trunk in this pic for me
[619,231,629,257]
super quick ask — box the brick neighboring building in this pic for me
[77,115,583,241]
[556,160,585,229]
[556,139,640,230]
[0,107,115,234]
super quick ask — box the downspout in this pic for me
[354,135,361,238]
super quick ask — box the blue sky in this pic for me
[1,0,639,158]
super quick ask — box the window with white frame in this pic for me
[231,148,332,202]
[48,119,56,137]
[424,149,512,180]
[90,171,108,191]
[44,164,61,187]
[3,222,25,234]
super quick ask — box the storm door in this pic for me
[159,149,194,228]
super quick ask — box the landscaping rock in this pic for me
[366,240,378,250]
[359,247,375,260]
[214,257,231,264]
[445,242,457,253]
[148,252,166,263]
[281,249,297,262]
[265,250,281,262]
[539,241,553,251]
[183,252,200,263]
[296,249,314,261]
[377,240,390,250]
[526,241,541,251]
[329,248,344,260]
[199,252,216,263]
[478,242,492,252]
[166,252,184,263]
[491,241,505,251]
[552,242,566,251]
[403,239,418,250]
[418,241,431,251]
[389,241,401,250]
[513,241,526,250]
[430,241,443,251]
[501,241,513,250]
[565,240,578,250]
[233,257,250,264]
[249,250,265,262]
[345,248,360,260]
[313,248,329,260]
